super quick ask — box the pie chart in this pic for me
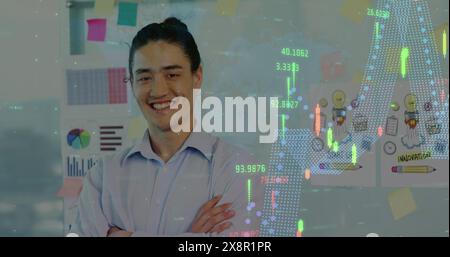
[67,128,91,150]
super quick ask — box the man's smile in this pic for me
[147,98,173,114]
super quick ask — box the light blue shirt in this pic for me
[72,130,264,237]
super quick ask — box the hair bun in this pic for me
[162,17,188,31]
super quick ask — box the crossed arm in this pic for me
[73,154,263,237]
[107,195,234,237]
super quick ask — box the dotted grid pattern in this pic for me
[260,0,448,236]
[67,68,128,105]
[107,67,128,104]
[310,0,448,176]
[404,0,448,159]
[67,68,109,105]
[308,0,398,175]
[260,129,312,236]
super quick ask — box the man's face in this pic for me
[132,41,202,132]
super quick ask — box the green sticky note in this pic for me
[118,2,138,27]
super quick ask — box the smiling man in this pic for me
[72,17,263,237]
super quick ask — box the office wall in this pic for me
[0,0,448,236]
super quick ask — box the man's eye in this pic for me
[167,74,180,79]
[138,77,151,82]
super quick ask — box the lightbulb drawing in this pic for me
[331,90,350,143]
[401,94,425,149]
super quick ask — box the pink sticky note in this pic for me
[87,18,107,42]
[56,178,84,198]
[320,51,345,81]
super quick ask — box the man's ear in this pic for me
[193,64,203,89]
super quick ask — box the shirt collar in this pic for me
[123,129,215,163]
[181,130,215,161]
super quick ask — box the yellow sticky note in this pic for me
[388,187,417,220]
[385,47,401,74]
[341,0,372,24]
[128,116,147,140]
[94,0,116,17]
[216,0,239,16]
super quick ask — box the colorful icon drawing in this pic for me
[67,128,91,150]
[425,116,442,135]
[383,141,397,155]
[353,113,368,132]
[434,140,447,154]
[391,165,436,174]
[331,90,350,143]
[385,115,399,136]
[401,94,425,149]
[361,138,372,152]
[319,98,328,108]
[423,101,433,112]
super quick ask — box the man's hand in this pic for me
[107,226,133,237]
[190,195,235,234]
[106,195,235,236]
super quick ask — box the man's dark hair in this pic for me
[128,17,201,82]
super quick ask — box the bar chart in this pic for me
[66,155,97,177]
